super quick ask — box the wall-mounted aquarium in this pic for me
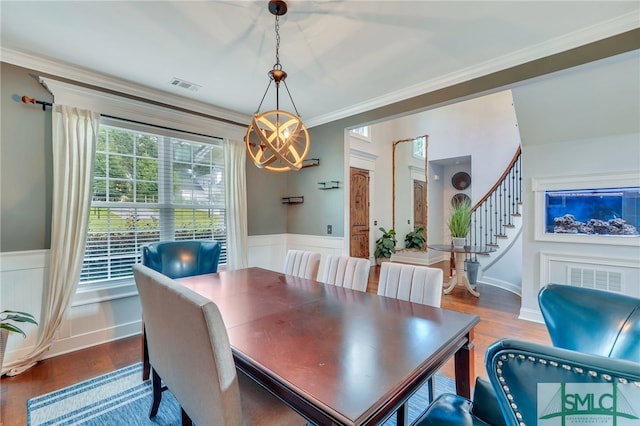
[545,187,639,236]
[533,173,640,246]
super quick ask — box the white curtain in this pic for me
[5,105,98,376]
[224,139,248,269]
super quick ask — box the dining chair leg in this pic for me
[149,369,162,418]
[181,407,193,426]
[142,323,150,381]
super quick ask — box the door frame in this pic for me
[345,144,378,264]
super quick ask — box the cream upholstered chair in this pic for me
[319,255,370,292]
[377,262,444,308]
[377,261,444,402]
[284,249,321,280]
[133,264,305,426]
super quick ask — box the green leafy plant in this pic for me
[1,310,38,338]
[404,227,425,249]
[448,199,472,238]
[374,227,397,259]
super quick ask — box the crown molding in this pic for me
[306,12,640,128]
[1,47,251,127]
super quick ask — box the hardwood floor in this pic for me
[1,262,550,426]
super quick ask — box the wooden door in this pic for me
[350,167,369,258]
[413,180,427,232]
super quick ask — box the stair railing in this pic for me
[468,146,522,253]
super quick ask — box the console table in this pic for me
[428,244,496,297]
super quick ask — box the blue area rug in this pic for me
[27,362,455,425]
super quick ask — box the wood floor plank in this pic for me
[1,263,550,426]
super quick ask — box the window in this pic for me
[413,136,427,159]
[79,121,226,286]
[350,126,370,140]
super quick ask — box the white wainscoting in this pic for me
[0,250,48,364]
[247,234,347,279]
[540,252,639,297]
[1,234,347,365]
[519,251,640,323]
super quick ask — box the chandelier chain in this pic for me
[274,15,282,70]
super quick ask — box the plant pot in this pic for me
[465,260,480,287]
[0,328,9,374]
[376,257,390,266]
[452,237,466,249]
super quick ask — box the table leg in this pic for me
[454,329,475,399]
[444,252,479,297]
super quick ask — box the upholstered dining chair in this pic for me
[538,283,640,363]
[415,338,640,426]
[319,255,370,292]
[377,261,444,402]
[283,249,321,280]
[133,264,306,426]
[140,240,221,380]
[377,262,444,308]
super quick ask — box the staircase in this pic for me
[459,147,523,279]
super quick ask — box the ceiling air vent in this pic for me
[169,77,201,92]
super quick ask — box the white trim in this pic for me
[539,251,640,288]
[518,307,544,324]
[40,77,246,141]
[0,250,49,272]
[2,47,249,132]
[532,172,640,247]
[306,12,639,127]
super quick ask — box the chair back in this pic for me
[133,264,243,425]
[486,338,640,426]
[142,240,221,279]
[320,255,370,292]
[538,284,640,362]
[284,249,321,280]
[377,262,443,307]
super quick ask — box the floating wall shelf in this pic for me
[302,158,320,169]
[282,196,304,205]
[318,181,340,190]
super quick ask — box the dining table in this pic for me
[177,267,479,426]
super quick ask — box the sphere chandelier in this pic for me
[245,0,310,172]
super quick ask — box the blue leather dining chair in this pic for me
[415,338,640,425]
[538,283,640,363]
[140,240,221,380]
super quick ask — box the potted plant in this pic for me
[404,226,425,250]
[374,227,397,265]
[1,310,38,373]
[448,198,472,248]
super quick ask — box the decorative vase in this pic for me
[452,237,466,249]
[0,328,8,374]
[465,260,480,287]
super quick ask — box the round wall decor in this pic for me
[451,193,471,208]
[451,172,471,190]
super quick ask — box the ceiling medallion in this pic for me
[245,0,310,172]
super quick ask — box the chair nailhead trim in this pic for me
[492,350,640,426]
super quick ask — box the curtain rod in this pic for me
[21,95,224,140]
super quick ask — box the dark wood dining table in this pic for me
[178,267,479,426]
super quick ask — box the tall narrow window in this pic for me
[80,121,226,286]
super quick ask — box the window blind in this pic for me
[80,120,226,285]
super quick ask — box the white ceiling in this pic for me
[2,1,638,127]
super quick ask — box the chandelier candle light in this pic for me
[245,0,310,172]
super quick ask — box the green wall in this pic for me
[1,63,53,252]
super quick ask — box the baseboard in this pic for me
[519,306,544,324]
[46,320,142,360]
